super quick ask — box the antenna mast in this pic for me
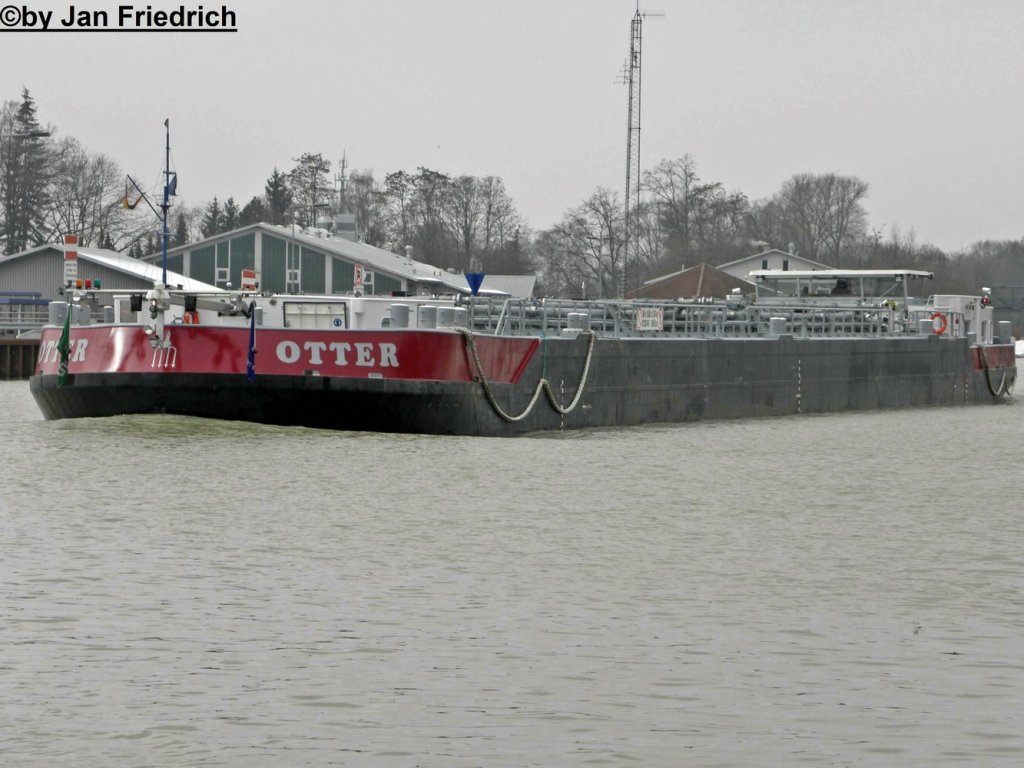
[336,150,349,214]
[622,5,660,295]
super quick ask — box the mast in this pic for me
[622,4,661,296]
[623,6,642,296]
[161,118,170,286]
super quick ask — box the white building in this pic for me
[0,243,219,301]
[716,248,831,282]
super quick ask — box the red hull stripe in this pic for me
[972,344,1016,370]
[35,326,539,384]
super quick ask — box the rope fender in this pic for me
[460,328,597,423]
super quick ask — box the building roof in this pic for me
[154,222,526,296]
[472,274,536,298]
[0,243,221,292]
[716,248,831,272]
[625,263,754,300]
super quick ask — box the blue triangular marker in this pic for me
[465,272,485,296]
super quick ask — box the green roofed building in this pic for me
[143,222,534,299]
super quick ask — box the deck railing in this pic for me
[464,297,915,339]
[0,304,49,336]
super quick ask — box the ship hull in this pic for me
[29,329,1017,436]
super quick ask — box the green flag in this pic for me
[56,307,71,387]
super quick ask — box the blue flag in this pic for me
[166,173,177,197]
[246,302,256,382]
[56,307,71,387]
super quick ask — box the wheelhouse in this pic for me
[749,269,934,307]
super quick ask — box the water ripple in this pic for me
[2,378,1023,766]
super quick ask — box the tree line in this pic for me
[195,157,531,276]
[3,89,1021,298]
[1,89,149,255]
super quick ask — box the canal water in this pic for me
[1,376,1022,767]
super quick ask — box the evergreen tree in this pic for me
[239,194,267,226]
[222,196,239,232]
[200,196,221,238]
[264,169,291,225]
[174,211,188,246]
[0,88,53,253]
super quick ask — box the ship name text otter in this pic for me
[275,340,399,369]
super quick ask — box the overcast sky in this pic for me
[2,0,1021,251]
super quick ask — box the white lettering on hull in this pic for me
[276,340,400,370]
[38,338,89,364]
[39,339,56,363]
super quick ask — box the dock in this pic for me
[0,337,39,380]
[1,292,46,379]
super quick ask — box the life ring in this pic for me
[183,311,199,325]
[930,311,947,335]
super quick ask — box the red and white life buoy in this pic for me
[930,311,948,335]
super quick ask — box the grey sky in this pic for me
[2,0,1021,251]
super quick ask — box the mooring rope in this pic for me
[977,345,1012,397]
[460,328,597,423]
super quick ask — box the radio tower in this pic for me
[622,4,660,294]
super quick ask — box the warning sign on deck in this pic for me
[635,306,664,332]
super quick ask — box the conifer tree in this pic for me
[174,211,188,246]
[200,196,221,238]
[222,196,239,232]
[0,88,52,253]
[239,195,266,226]
[264,169,291,226]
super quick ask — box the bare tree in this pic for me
[752,172,869,263]
[745,197,789,253]
[287,152,332,226]
[449,174,482,271]
[478,175,517,256]
[409,167,453,267]
[643,156,701,257]
[633,199,665,281]
[543,188,626,298]
[642,156,749,269]
[347,170,387,246]
[383,170,414,252]
[44,137,132,248]
[821,173,869,262]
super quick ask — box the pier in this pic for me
[0,338,39,380]
[1,292,46,379]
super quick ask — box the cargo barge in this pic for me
[29,269,1017,435]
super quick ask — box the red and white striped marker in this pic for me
[63,233,78,284]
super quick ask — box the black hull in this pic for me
[29,335,1015,436]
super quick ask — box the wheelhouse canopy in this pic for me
[749,269,934,301]
[748,269,933,280]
